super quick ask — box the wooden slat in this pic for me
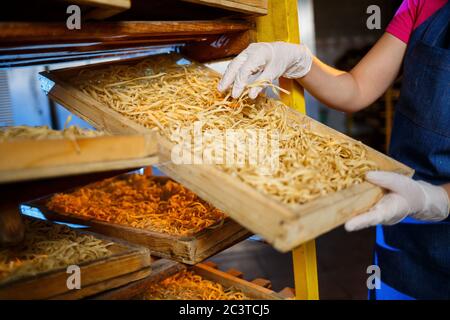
[0,21,252,45]
[278,287,295,299]
[1,32,250,68]
[251,278,272,289]
[182,31,250,62]
[0,134,156,171]
[66,0,131,10]
[202,261,218,269]
[0,133,159,183]
[65,0,132,20]
[0,156,158,184]
[55,267,152,299]
[182,0,268,15]
[192,264,283,300]
[226,268,244,278]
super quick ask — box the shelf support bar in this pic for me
[292,240,319,299]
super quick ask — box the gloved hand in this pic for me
[345,171,450,231]
[218,41,313,99]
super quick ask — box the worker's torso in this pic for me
[372,1,450,300]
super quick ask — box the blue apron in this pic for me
[370,2,450,300]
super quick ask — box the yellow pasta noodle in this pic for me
[142,270,248,300]
[0,125,102,142]
[46,174,225,236]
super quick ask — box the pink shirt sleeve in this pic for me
[386,0,448,43]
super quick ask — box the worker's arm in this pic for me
[218,33,407,113]
[299,33,406,112]
[345,172,450,231]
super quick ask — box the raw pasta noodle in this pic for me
[46,174,225,236]
[70,55,377,206]
[0,125,102,142]
[0,219,112,286]
[142,270,248,300]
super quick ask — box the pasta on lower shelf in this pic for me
[46,174,225,236]
[141,270,248,300]
[70,55,377,206]
[0,219,112,286]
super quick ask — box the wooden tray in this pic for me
[189,263,284,300]
[95,260,284,300]
[181,0,268,15]
[0,217,152,300]
[24,174,251,265]
[0,133,158,184]
[40,54,414,252]
[64,0,131,20]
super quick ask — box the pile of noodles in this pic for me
[47,174,225,236]
[0,219,112,286]
[142,270,248,300]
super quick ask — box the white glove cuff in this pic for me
[413,181,450,221]
[283,44,313,79]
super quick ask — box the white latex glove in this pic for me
[217,41,313,99]
[345,171,450,232]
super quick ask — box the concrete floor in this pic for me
[209,226,375,299]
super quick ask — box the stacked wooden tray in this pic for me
[0,217,151,300]
[24,174,251,264]
[0,132,158,183]
[40,54,414,252]
[95,260,285,300]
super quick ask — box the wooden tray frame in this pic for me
[24,174,251,265]
[94,260,284,300]
[181,0,268,15]
[40,54,414,252]
[0,217,151,300]
[0,133,158,184]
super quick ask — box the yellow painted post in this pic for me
[256,0,306,113]
[256,0,319,300]
[292,238,319,300]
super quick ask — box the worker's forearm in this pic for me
[296,33,407,113]
[296,58,364,113]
